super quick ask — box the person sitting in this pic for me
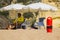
[31,17,38,29]
[13,13,25,29]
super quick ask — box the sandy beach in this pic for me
[0,28,60,40]
[0,18,60,40]
[0,0,60,40]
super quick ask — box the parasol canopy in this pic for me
[0,4,26,11]
[26,2,58,11]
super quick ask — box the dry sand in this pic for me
[0,28,60,40]
[0,18,60,40]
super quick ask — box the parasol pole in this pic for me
[15,10,18,29]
